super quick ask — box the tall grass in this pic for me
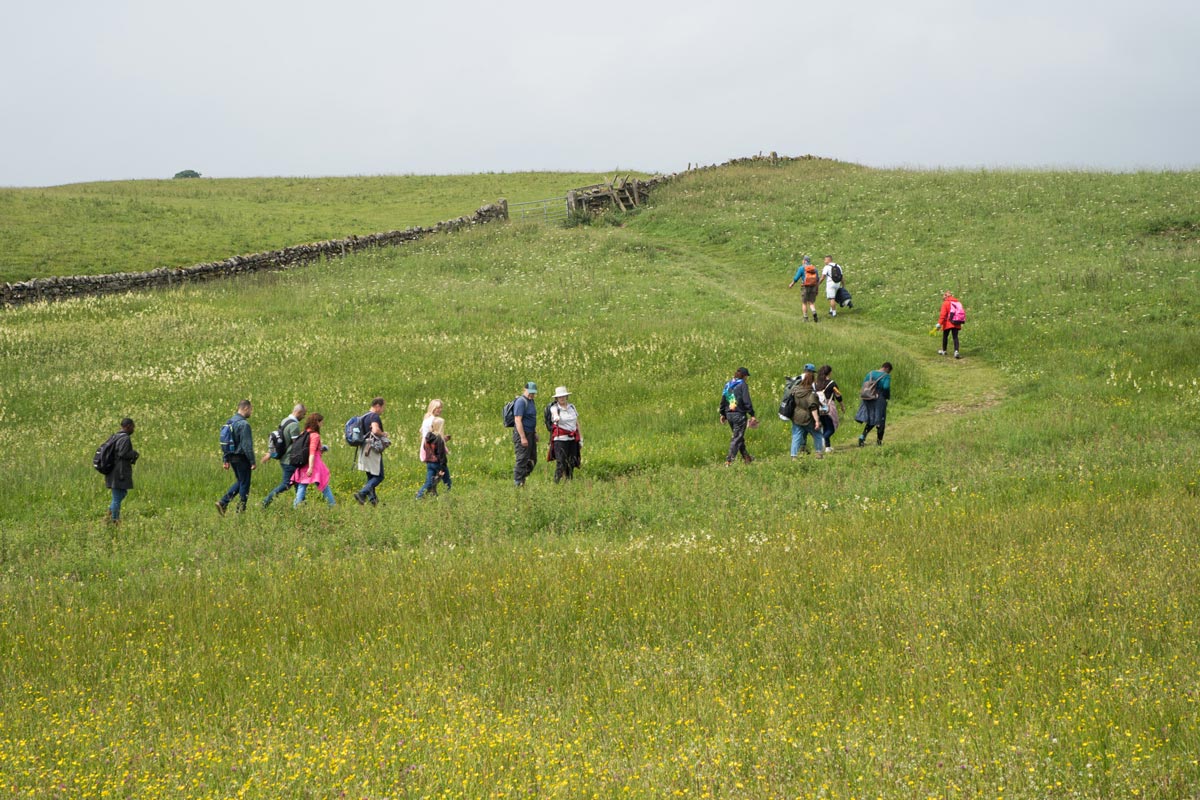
[0,160,1198,798]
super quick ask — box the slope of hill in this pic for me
[0,160,1197,798]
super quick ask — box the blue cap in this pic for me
[804,363,816,372]
[525,382,538,393]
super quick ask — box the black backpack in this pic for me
[502,397,519,428]
[829,263,843,283]
[93,433,122,475]
[777,376,802,421]
[267,419,291,460]
[543,403,556,433]
[286,431,312,468]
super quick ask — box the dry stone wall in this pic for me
[0,201,509,307]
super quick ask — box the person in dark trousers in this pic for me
[261,402,306,507]
[217,400,255,515]
[104,418,139,524]
[512,382,539,486]
[788,256,821,323]
[855,362,893,446]
[354,397,387,505]
[937,291,964,359]
[548,386,582,482]
[719,367,758,465]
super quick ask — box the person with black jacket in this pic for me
[719,367,758,465]
[104,418,139,524]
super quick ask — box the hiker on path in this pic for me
[855,362,893,447]
[720,367,758,465]
[416,417,451,498]
[217,400,255,515]
[418,399,444,461]
[354,397,388,506]
[293,413,335,507]
[814,365,846,452]
[937,291,964,359]
[548,386,582,483]
[788,256,821,323]
[821,256,849,317]
[512,382,539,487]
[103,418,138,524]
[261,403,306,507]
[788,366,825,459]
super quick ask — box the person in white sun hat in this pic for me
[548,386,582,482]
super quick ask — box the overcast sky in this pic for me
[2,0,1197,187]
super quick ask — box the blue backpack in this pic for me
[219,417,239,456]
[344,415,366,446]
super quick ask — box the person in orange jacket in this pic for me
[937,291,965,359]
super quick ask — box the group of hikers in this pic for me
[719,361,894,465]
[91,252,965,522]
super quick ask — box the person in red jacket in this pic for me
[937,291,964,359]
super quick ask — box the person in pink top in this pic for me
[292,413,335,507]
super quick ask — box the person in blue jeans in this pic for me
[788,367,825,459]
[217,400,256,515]
[416,417,451,498]
[354,397,387,505]
[103,418,139,524]
[260,403,306,507]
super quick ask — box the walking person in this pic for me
[788,256,821,323]
[821,256,847,317]
[217,399,256,515]
[416,417,451,498]
[548,386,582,483]
[292,413,336,507]
[937,291,965,359]
[353,397,388,506]
[418,399,444,461]
[855,362,893,447]
[261,403,306,507]
[788,367,825,459]
[101,418,138,524]
[511,382,539,487]
[814,364,846,452]
[719,367,758,465]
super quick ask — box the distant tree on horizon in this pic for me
[173,170,202,179]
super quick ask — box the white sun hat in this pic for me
[553,386,571,398]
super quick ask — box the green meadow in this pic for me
[0,172,629,283]
[1,159,1198,798]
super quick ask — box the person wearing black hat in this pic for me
[719,367,758,465]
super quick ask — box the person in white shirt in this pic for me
[821,255,844,318]
[548,387,582,482]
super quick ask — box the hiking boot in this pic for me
[857,437,865,448]
[938,350,946,356]
[742,454,754,464]
[235,501,247,514]
[876,439,883,446]
[353,492,366,506]
[724,460,733,467]
[813,313,819,323]
[954,351,961,359]
[215,501,227,516]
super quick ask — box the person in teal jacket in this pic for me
[854,362,892,446]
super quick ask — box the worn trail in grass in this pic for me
[631,232,1009,448]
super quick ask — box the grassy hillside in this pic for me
[1,160,1198,798]
[0,172,632,283]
